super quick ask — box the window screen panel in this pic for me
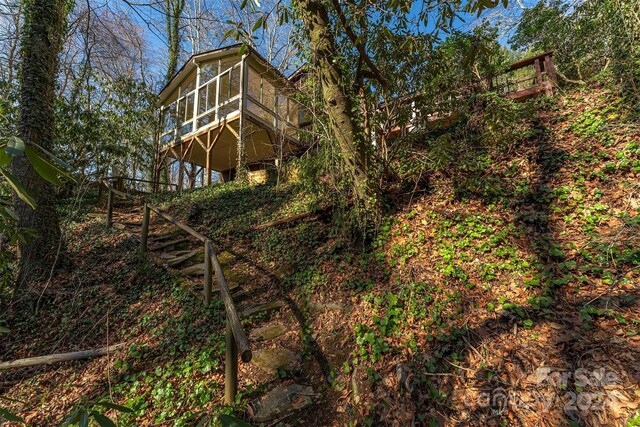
[230,66,240,97]
[248,66,261,100]
[247,99,274,124]
[287,100,299,126]
[276,94,288,120]
[219,71,231,104]
[206,81,217,111]
[198,87,207,114]
[177,98,186,125]
[182,75,196,94]
[200,61,218,83]
[185,93,194,121]
[218,100,239,118]
[198,111,216,128]
[262,78,275,110]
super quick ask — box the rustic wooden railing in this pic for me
[102,177,251,404]
[491,51,558,101]
[103,176,178,193]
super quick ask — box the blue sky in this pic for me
[120,0,533,85]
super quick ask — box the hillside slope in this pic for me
[1,84,639,426]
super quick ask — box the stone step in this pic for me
[248,384,314,423]
[241,300,284,319]
[251,347,296,374]
[250,323,287,341]
[86,212,106,219]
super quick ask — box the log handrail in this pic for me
[146,203,208,242]
[105,175,178,188]
[102,178,251,405]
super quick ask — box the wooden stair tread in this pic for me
[151,237,190,251]
[241,301,284,318]
[180,263,206,276]
[158,250,192,260]
[149,232,179,240]
[167,249,203,267]
[191,280,240,293]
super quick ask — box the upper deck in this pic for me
[157,45,310,183]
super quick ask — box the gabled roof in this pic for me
[157,44,291,103]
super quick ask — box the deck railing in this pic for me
[491,51,558,101]
[102,177,251,404]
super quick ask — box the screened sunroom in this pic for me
[156,44,309,187]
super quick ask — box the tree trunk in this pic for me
[165,0,184,84]
[13,0,67,289]
[297,0,373,205]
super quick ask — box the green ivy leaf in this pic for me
[251,16,264,32]
[30,143,75,182]
[220,414,254,427]
[0,169,36,209]
[0,326,8,333]
[0,407,24,422]
[95,401,134,413]
[0,149,11,167]
[25,146,64,185]
[222,28,237,42]
[79,410,89,427]
[5,136,25,157]
[91,411,117,427]
[60,409,80,426]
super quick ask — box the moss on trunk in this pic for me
[297,0,374,206]
[14,0,68,288]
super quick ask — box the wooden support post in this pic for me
[198,166,205,187]
[140,203,150,260]
[206,141,212,187]
[189,163,196,189]
[193,62,201,133]
[204,240,213,304]
[544,54,557,95]
[106,188,113,228]
[225,319,238,405]
[236,54,248,181]
[178,150,184,191]
[534,58,543,93]
[164,157,172,192]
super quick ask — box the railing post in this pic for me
[204,240,213,304]
[140,203,150,260]
[106,188,113,228]
[534,58,543,91]
[225,319,238,405]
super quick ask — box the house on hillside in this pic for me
[378,51,558,142]
[156,44,310,187]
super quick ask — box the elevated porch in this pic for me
[155,45,308,188]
